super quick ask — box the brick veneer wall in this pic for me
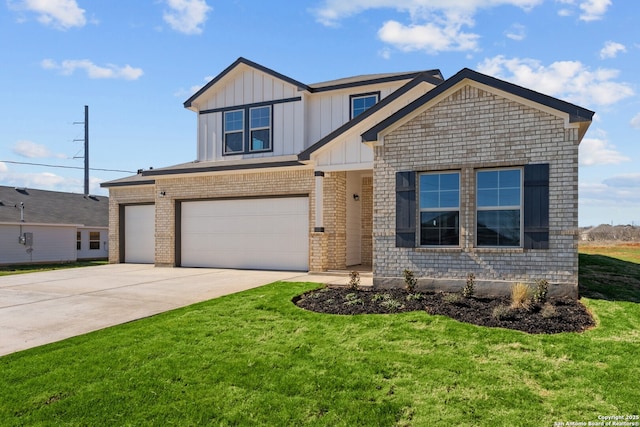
[109,168,316,267]
[323,172,347,270]
[107,185,155,263]
[361,176,373,266]
[373,84,581,298]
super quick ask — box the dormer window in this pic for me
[350,92,380,119]
[223,106,272,155]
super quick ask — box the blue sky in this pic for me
[0,0,638,226]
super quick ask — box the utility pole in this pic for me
[84,105,89,196]
[73,105,89,195]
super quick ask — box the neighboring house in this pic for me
[0,186,108,264]
[102,57,594,298]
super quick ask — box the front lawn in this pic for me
[0,248,638,425]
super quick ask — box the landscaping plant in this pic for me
[462,272,475,298]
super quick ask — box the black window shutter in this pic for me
[523,163,549,249]
[396,171,416,248]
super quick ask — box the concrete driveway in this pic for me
[0,264,362,357]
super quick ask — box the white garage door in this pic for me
[124,204,155,263]
[181,197,308,271]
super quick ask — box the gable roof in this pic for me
[298,71,444,161]
[0,186,108,227]
[362,68,595,143]
[184,57,444,110]
[184,57,310,109]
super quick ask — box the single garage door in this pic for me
[181,197,308,271]
[124,204,155,263]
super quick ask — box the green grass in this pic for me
[0,260,107,276]
[0,247,639,425]
[579,243,640,303]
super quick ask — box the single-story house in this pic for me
[101,57,594,298]
[0,186,108,265]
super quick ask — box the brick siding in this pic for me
[373,84,581,298]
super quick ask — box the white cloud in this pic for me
[579,0,611,21]
[0,164,107,195]
[8,0,86,30]
[12,141,67,159]
[579,136,630,166]
[631,113,640,129]
[163,0,212,35]
[505,23,526,41]
[378,17,480,54]
[41,59,144,80]
[311,0,542,53]
[477,55,634,107]
[312,0,542,26]
[599,41,626,59]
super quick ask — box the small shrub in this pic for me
[462,273,475,298]
[348,271,360,290]
[533,279,549,305]
[372,293,389,303]
[443,293,461,304]
[510,283,533,310]
[343,292,363,306]
[380,298,404,312]
[403,269,417,293]
[540,303,558,319]
[492,304,514,321]
[406,292,424,301]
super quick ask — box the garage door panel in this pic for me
[181,197,308,271]
[124,205,155,264]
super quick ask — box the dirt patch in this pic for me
[294,287,595,334]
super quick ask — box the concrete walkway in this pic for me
[0,264,371,357]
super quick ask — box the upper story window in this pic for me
[476,168,522,247]
[249,106,271,151]
[224,110,244,154]
[419,172,460,246]
[350,92,380,119]
[223,106,272,155]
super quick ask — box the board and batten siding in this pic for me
[305,83,407,148]
[0,224,77,265]
[196,67,305,161]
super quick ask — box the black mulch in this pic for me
[293,287,595,334]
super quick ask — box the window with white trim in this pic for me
[351,93,379,118]
[249,106,271,151]
[476,168,522,247]
[89,231,100,250]
[419,172,460,246]
[223,110,244,154]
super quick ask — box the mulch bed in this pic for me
[293,287,595,334]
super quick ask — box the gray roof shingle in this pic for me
[0,186,108,227]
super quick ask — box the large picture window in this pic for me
[476,168,522,247]
[249,106,271,151]
[223,110,244,154]
[419,172,460,246]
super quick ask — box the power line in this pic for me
[0,160,135,174]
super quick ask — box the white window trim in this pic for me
[351,93,379,119]
[475,167,524,248]
[419,171,461,248]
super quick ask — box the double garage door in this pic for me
[180,197,309,271]
[124,198,309,270]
